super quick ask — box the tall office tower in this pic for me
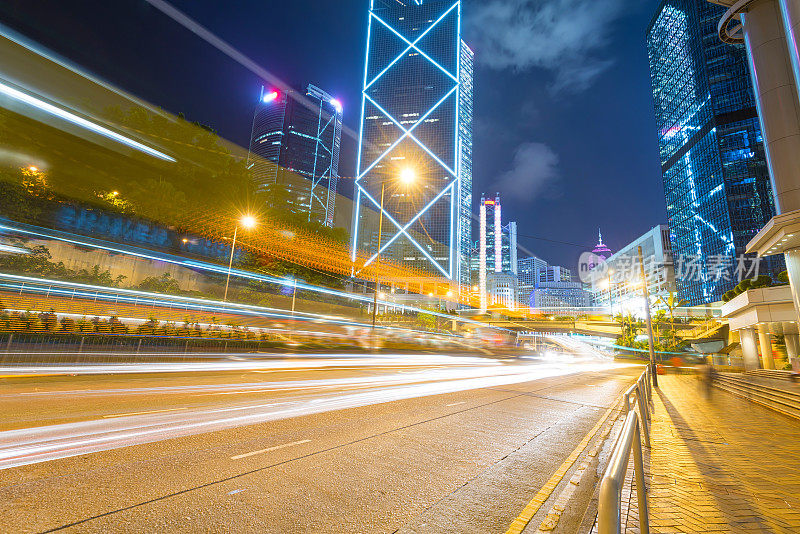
[248,84,343,227]
[458,42,474,287]
[352,0,472,280]
[647,0,782,305]
[476,193,518,309]
[477,195,517,274]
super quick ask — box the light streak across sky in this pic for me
[0,79,175,162]
[0,220,503,331]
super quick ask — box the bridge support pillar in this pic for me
[740,328,762,370]
[758,328,776,369]
[785,332,799,360]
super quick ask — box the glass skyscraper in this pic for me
[248,84,343,227]
[352,0,472,281]
[647,0,782,306]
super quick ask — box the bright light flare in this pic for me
[399,167,416,185]
[330,98,343,113]
[263,90,279,103]
[240,215,257,229]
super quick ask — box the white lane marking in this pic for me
[228,489,245,495]
[446,401,466,407]
[230,439,311,460]
[103,407,188,418]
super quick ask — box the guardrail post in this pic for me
[636,383,650,447]
[639,375,652,421]
[598,470,622,534]
[632,416,650,534]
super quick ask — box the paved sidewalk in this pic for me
[640,374,800,533]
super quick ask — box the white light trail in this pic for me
[0,361,624,469]
[0,80,175,162]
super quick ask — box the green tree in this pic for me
[136,273,181,294]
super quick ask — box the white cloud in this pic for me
[495,142,560,199]
[465,0,625,92]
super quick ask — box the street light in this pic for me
[372,168,416,329]
[399,167,416,185]
[223,214,257,302]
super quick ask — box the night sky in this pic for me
[1,0,666,271]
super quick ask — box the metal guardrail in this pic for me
[714,373,800,420]
[598,368,652,534]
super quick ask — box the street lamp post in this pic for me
[637,245,658,387]
[290,277,297,316]
[372,183,385,330]
[372,168,415,330]
[223,215,256,302]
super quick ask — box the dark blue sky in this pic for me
[1,0,666,271]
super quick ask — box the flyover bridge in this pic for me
[483,317,724,342]
[483,319,622,338]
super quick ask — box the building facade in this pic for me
[590,225,677,317]
[486,272,519,311]
[458,42,474,287]
[248,84,342,227]
[530,281,594,315]
[517,255,547,307]
[647,0,782,306]
[540,265,571,283]
[352,0,472,281]
[474,193,517,310]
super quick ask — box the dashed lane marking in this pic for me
[103,407,188,418]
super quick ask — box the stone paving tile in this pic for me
[637,374,800,534]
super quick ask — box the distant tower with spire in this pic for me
[588,229,612,270]
[592,229,612,260]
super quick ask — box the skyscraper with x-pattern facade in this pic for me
[352,0,472,283]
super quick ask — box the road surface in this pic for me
[0,352,639,532]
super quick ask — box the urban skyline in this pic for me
[4,2,800,531]
[0,1,670,273]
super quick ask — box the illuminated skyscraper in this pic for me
[248,84,343,227]
[647,0,781,305]
[475,194,517,310]
[352,0,472,281]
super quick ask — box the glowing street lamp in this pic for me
[224,214,258,302]
[399,167,416,185]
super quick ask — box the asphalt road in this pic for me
[0,352,640,533]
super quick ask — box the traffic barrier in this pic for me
[597,368,652,534]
